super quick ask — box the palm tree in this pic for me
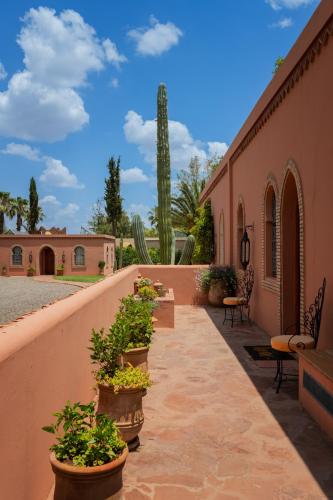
[14,197,29,232]
[0,192,15,234]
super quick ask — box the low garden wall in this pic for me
[0,264,204,500]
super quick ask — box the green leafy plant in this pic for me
[98,260,106,270]
[56,263,64,271]
[42,401,126,467]
[117,295,154,349]
[90,322,129,380]
[137,286,158,302]
[99,366,151,393]
[27,266,36,276]
[191,200,214,264]
[137,277,153,289]
[208,265,237,296]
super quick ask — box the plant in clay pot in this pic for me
[27,266,36,277]
[194,269,210,304]
[118,295,154,372]
[207,265,237,306]
[90,322,151,450]
[137,285,158,303]
[56,263,64,276]
[1,265,8,276]
[42,401,128,500]
[98,260,106,274]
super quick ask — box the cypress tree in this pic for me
[27,177,39,233]
[104,157,122,237]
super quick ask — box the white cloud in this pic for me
[124,110,228,170]
[0,141,84,189]
[40,157,84,189]
[57,202,79,218]
[40,195,61,206]
[1,142,41,161]
[128,15,182,56]
[266,0,315,10]
[120,167,149,183]
[0,62,7,80]
[270,17,293,28]
[110,77,119,88]
[0,7,126,142]
[102,39,127,68]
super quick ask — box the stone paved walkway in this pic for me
[121,305,333,499]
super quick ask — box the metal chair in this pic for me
[271,278,326,393]
[223,265,254,327]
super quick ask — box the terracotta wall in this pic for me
[203,3,333,348]
[0,265,137,500]
[138,265,209,305]
[0,264,202,500]
[0,236,115,276]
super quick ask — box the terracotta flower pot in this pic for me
[208,279,228,306]
[50,447,128,500]
[122,346,149,372]
[97,385,146,448]
[56,269,64,276]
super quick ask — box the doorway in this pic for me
[40,246,55,275]
[281,172,301,333]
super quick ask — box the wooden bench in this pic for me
[299,349,333,441]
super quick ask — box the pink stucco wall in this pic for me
[201,0,333,349]
[0,265,137,500]
[0,235,115,276]
[0,264,201,500]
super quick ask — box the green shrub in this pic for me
[116,245,139,268]
[191,200,214,264]
[89,322,128,379]
[118,295,154,349]
[42,401,126,467]
[100,366,151,393]
[209,265,237,295]
[98,260,106,270]
[137,285,158,302]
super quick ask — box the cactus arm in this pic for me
[177,235,195,265]
[170,228,175,264]
[132,215,153,265]
[157,83,173,264]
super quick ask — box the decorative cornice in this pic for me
[229,14,333,167]
[202,163,228,200]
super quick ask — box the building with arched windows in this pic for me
[0,234,115,276]
[200,0,333,351]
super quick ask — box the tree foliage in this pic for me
[27,177,43,233]
[104,157,122,237]
[191,199,214,264]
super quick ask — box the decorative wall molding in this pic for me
[230,15,333,167]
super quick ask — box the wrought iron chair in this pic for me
[271,277,326,393]
[223,265,255,327]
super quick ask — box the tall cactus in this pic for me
[132,215,153,264]
[157,83,173,264]
[132,83,195,266]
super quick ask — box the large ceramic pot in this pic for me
[208,279,229,306]
[56,269,64,276]
[97,385,146,448]
[50,447,128,500]
[122,346,149,372]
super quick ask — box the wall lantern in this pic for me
[240,224,254,271]
[29,251,33,264]
[62,251,66,264]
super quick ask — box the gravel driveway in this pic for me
[0,277,80,325]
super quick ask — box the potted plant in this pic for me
[118,295,154,372]
[137,285,158,302]
[43,401,128,500]
[56,263,64,276]
[1,265,8,277]
[208,265,237,306]
[194,269,211,304]
[98,260,106,274]
[90,323,151,450]
[27,266,36,277]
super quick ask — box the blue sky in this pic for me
[0,0,319,232]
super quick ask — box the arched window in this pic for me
[237,202,245,268]
[74,246,85,266]
[12,246,23,266]
[265,186,277,278]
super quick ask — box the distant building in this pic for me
[0,234,115,276]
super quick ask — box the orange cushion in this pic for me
[223,297,246,306]
[271,335,315,353]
